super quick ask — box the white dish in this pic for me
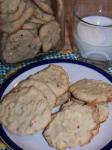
[0,59,112,150]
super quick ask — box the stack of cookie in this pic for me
[0,0,62,63]
[44,79,112,150]
[0,65,70,135]
[0,65,112,150]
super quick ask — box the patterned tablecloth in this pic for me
[0,50,112,150]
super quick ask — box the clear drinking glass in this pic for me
[73,0,112,67]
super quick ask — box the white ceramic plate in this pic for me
[0,59,112,150]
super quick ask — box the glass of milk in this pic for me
[73,0,112,62]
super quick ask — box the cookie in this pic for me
[0,1,34,33]
[22,22,39,30]
[72,97,109,123]
[55,91,71,106]
[34,7,55,22]
[39,21,61,52]
[16,79,56,110]
[97,103,109,123]
[62,100,100,137]
[2,30,41,63]
[0,0,26,24]
[7,0,20,14]
[31,64,69,97]
[7,29,34,41]
[1,0,20,14]
[0,86,51,135]
[32,0,53,14]
[70,79,112,104]
[44,101,99,150]
[72,98,109,126]
[29,16,45,24]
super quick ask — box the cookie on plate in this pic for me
[44,101,99,150]
[0,86,51,135]
[16,79,56,110]
[72,97,109,123]
[30,64,69,98]
[70,79,112,104]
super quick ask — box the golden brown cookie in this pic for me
[32,0,53,14]
[16,79,56,110]
[0,86,51,135]
[0,1,34,33]
[7,0,21,14]
[2,30,41,63]
[22,22,39,30]
[39,21,61,52]
[70,79,112,104]
[72,98,109,131]
[0,0,26,24]
[44,101,99,150]
[29,16,45,24]
[30,64,69,97]
[34,7,55,22]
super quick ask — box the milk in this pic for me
[75,16,112,61]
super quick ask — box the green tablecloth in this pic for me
[0,50,112,150]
